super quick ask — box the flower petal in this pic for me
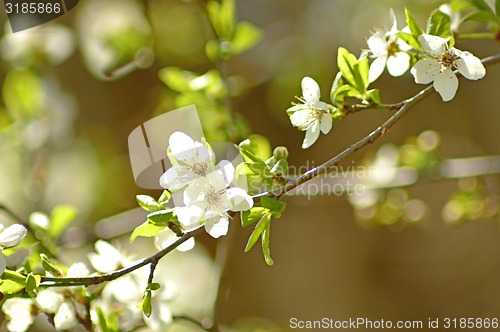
[367,32,387,55]
[387,52,410,77]
[35,289,65,313]
[320,113,332,134]
[159,165,189,191]
[418,34,448,57]
[290,109,312,130]
[205,168,230,191]
[2,298,34,332]
[226,187,254,211]
[389,8,398,33]
[177,237,195,252]
[455,51,485,80]
[168,132,210,165]
[204,215,229,238]
[369,54,388,83]
[433,68,458,101]
[54,302,77,331]
[216,159,235,185]
[302,121,320,149]
[411,58,441,84]
[94,240,122,265]
[175,205,205,230]
[67,262,90,278]
[0,224,26,248]
[183,177,210,204]
[301,77,321,103]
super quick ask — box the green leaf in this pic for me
[336,48,369,93]
[40,254,63,276]
[239,137,271,163]
[205,39,220,61]
[219,0,237,39]
[426,9,452,38]
[26,273,40,298]
[158,191,171,205]
[2,69,44,119]
[147,209,176,225]
[49,205,78,238]
[96,306,119,332]
[130,221,165,243]
[0,270,26,294]
[262,222,274,266]
[356,55,369,91]
[395,31,421,50]
[241,207,266,227]
[261,196,286,218]
[148,282,161,291]
[96,307,109,332]
[270,159,288,175]
[330,71,344,105]
[138,289,153,318]
[232,22,262,54]
[366,89,381,104]
[245,213,271,252]
[0,279,25,294]
[136,195,162,212]
[158,67,193,92]
[405,8,424,37]
[467,0,495,13]
[337,47,358,89]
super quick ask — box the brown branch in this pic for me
[262,53,500,199]
[39,228,203,287]
[10,53,500,289]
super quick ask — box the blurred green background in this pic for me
[0,0,499,331]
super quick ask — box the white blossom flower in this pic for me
[88,240,132,273]
[35,288,65,313]
[410,34,486,101]
[287,77,332,149]
[35,263,90,331]
[367,9,411,82]
[159,131,232,191]
[0,224,27,275]
[1,298,34,332]
[54,302,78,331]
[174,166,253,238]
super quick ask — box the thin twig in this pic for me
[4,54,500,288]
[39,228,203,287]
[262,53,500,199]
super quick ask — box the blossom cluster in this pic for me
[159,131,254,239]
[287,8,486,149]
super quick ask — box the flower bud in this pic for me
[0,224,27,248]
[273,146,289,160]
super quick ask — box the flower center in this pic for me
[205,186,225,207]
[191,162,208,176]
[308,108,324,121]
[439,50,457,69]
[387,39,399,56]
